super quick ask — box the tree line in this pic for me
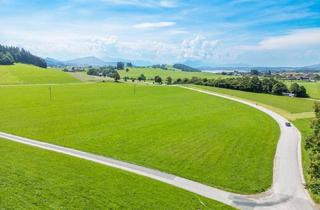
[172,76,308,97]
[306,102,320,195]
[87,66,120,81]
[0,44,47,68]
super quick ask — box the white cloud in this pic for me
[159,0,177,8]
[100,0,178,8]
[133,22,176,29]
[242,28,320,50]
[180,35,219,59]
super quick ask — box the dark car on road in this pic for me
[285,122,291,127]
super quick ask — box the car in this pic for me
[285,122,291,127]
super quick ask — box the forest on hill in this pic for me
[0,44,47,68]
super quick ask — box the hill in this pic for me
[0,63,79,85]
[0,44,47,68]
[65,56,106,67]
[173,63,200,72]
[45,57,66,67]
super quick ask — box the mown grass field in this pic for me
[0,64,80,85]
[189,85,315,118]
[0,82,279,193]
[118,67,228,80]
[0,138,233,209]
[293,118,320,203]
[284,80,320,99]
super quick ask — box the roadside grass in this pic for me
[0,82,279,193]
[0,138,233,209]
[0,64,80,85]
[118,67,229,80]
[283,80,320,100]
[293,118,320,203]
[187,85,315,119]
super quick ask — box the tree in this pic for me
[117,62,124,70]
[290,83,300,96]
[0,52,14,65]
[250,69,260,76]
[154,76,162,84]
[290,83,308,98]
[126,62,133,67]
[272,82,288,95]
[0,44,47,68]
[261,78,275,93]
[166,76,172,85]
[112,72,121,82]
[299,86,308,98]
[305,102,320,194]
[126,68,129,73]
[138,74,146,81]
[249,76,262,92]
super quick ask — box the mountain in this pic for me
[65,56,107,67]
[45,57,66,67]
[301,64,320,70]
[173,64,200,72]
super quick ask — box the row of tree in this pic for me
[173,76,308,97]
[306,102,320,195]
[87,66,120,81]
[0,44,47,68]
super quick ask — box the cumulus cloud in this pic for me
[180,35,219,59]
[133,22,176,29]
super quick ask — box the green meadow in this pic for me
[0,82,279,193]
[189,85,315,120]
[0,64,79,85]
[0,138,233,209]
[118,67,228,80]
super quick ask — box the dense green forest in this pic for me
[0,44,47,68]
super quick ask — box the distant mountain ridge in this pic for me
[65,56,107,66]
[45,57,66,67]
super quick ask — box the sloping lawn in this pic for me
[118,67,229,80]
[0,64,79,85]
[189,85,314,114]
[0,139,233,209]
[0,82,279,193]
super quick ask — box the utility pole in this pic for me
[49,86,52,101]
[134,84,136,96]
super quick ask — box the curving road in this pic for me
[0,85,316,209]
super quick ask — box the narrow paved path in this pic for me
[0,85,316,209]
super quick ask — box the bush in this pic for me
[166,76,172,85]
[154,76,162,84]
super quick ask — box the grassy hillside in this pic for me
[118,67,229,80]
[189,85,315,119]
[0,82,279,193]
[0,139,233,209]
[293,118,320,203]
[0,64,79,85]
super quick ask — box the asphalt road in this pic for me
[0,85,316,210]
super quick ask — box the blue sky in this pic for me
[0,0,320,66]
